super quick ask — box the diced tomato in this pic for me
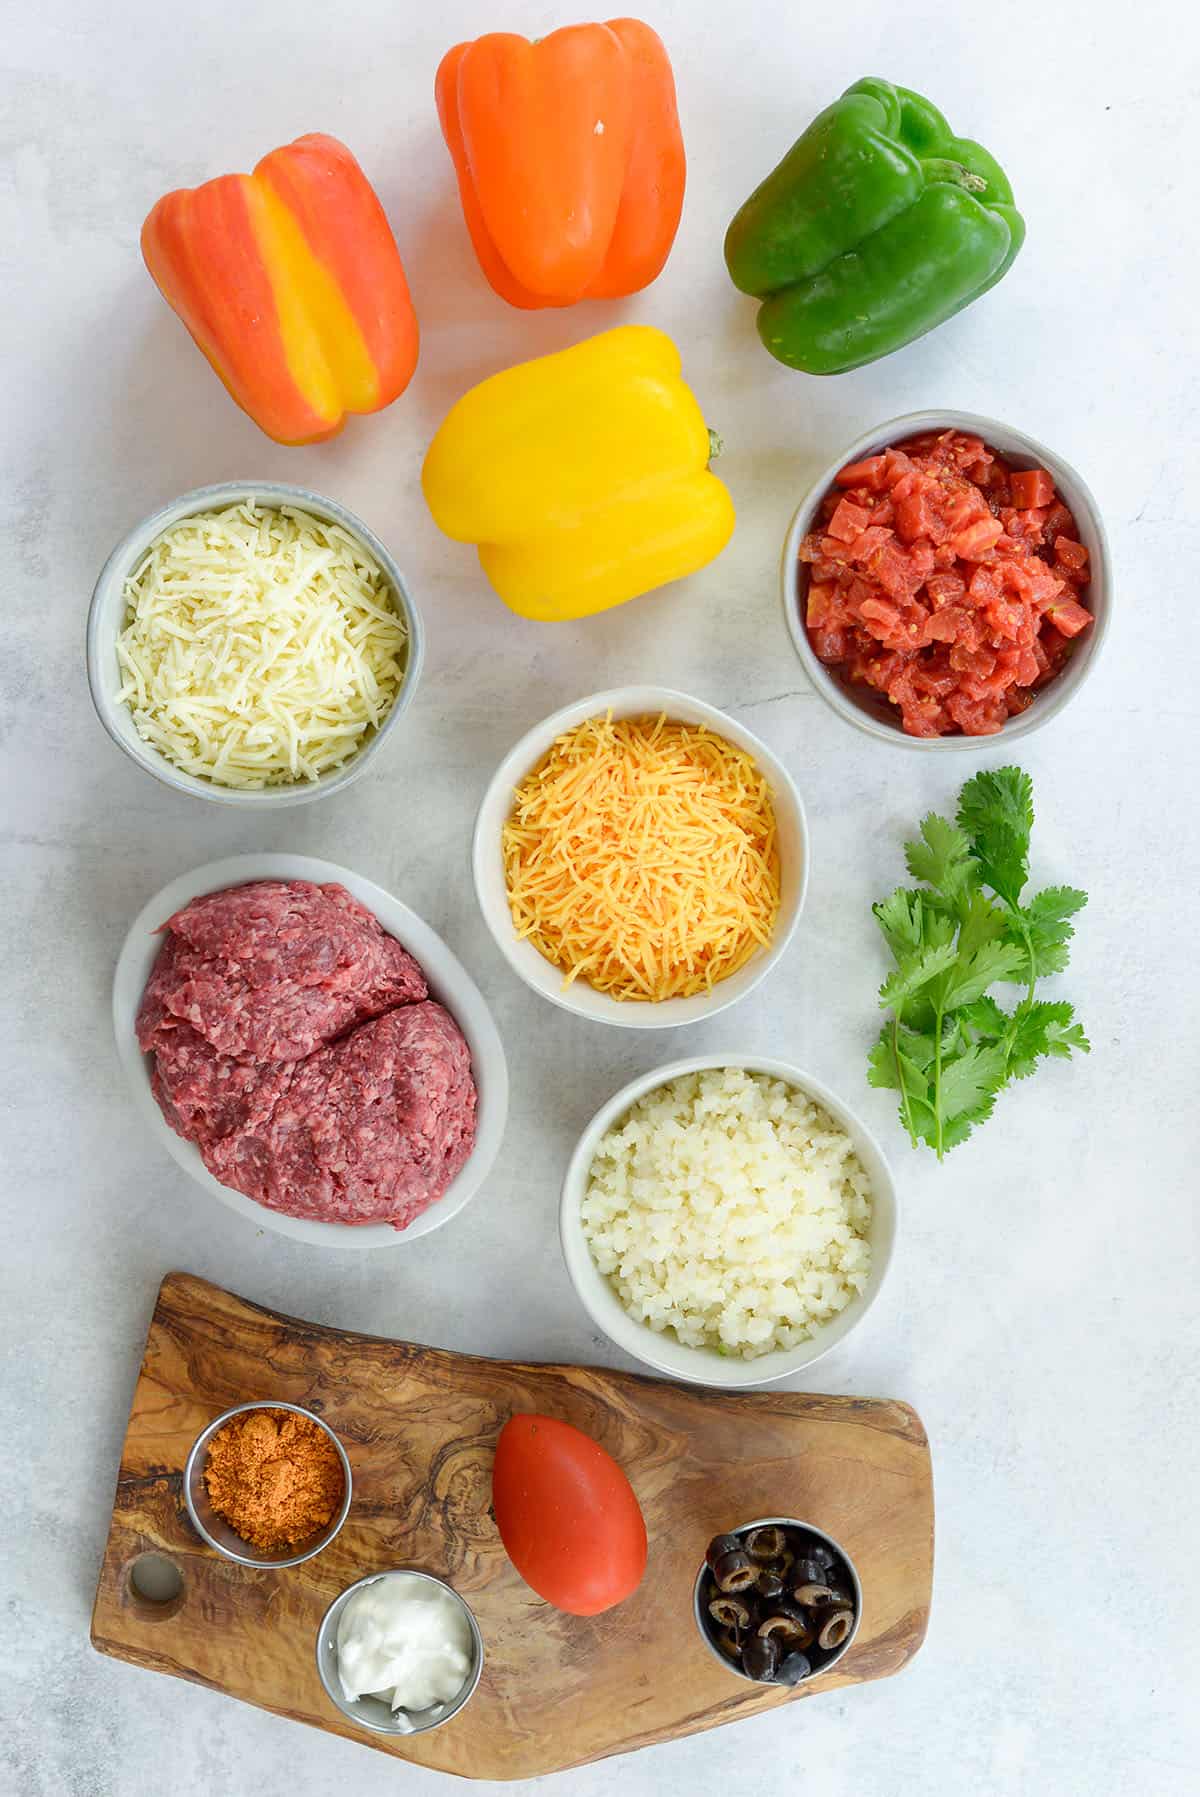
[809,624,849,662]
[968,564,1003,605]
[895,489,947,545]
[911,653,958,698]
[802,431,1090,738]
[1042,501,1074,542]
[1055,536,1089,575]
[827,498,872,543]
[1045,597,1093,639]
[947,690,1007,735]
[847,524,894,563]
[951,516,1005,560]
[1001,506,1048,547]
[805,581,837,629]
[925,571,967,608]
[1011,468,1056,509]
[920,607,964,646]
[835,456,887,490]
[984,597,1028,642]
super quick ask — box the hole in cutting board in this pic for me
[126,1552,185,1620]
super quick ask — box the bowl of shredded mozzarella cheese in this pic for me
[87,482,423,805]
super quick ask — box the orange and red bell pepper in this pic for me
[435,19,685,309]
[141,134,418,445]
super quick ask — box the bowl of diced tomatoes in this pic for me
[781,411,1110,746]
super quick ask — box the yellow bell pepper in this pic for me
[421,326,735,620]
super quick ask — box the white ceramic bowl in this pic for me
[780,410,1111,749]
[472,688,809,1029]
[113,853,508,1249]
[559,1055,896,1388]
[86,481,425,806]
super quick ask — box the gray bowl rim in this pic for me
[183,1399,353,1569]
[315,1568,485,1736]
[692,1514,863,1683]
[85,479,425,807]
[779,409,1112,751]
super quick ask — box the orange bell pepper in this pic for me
[141,134,418,445]
[436,19,685,310]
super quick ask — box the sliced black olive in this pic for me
[705,1532,744,1570]
[794,1556,832,1586]
[754,1567,785,1601]
[757,1613,809,1650]
[774,1651,813,1687]
[777,1602,816,1647]
[742,1633,779,1680]
[708,1595,752,1633]
[793,1582,838,1608]
[744,1525,788,1563]
[807,1542,836,1570]
[817,1608,855,1652]
[713,1625,742,1660]
[713,1548,757,1594]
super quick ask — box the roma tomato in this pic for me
[492,1413,647,1616]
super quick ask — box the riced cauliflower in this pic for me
[581,1068,873,1361]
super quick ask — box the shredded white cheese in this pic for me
[115,499,408,789]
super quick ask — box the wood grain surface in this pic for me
[90,1272,934,1779]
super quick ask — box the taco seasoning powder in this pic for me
[203,1408,344,1552]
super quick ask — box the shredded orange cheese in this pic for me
[502,714,781,1002]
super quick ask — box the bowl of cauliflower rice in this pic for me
[560,1057,896,1388]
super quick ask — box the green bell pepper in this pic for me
[724,78,1025,375]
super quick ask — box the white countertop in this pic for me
[3,2,1198,1792]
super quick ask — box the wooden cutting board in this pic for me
[91,1272,934,1779]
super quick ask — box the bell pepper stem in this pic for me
[707,427,724,462]
[922,158,988,194]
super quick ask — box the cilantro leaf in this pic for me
[904,812,979,914]
[939,938,1026,1011]
[868,1023,937,1148]
[878,942,960,1013]
[869,765,1087,1160]
[937,1092,999,1152]
[937,1044,1009,1119]
[1005,1001,1091,1079]
[873,888,930,960]
[1010,885,1089,982]
[957,766,1034,904]
[955,995,1009,1042]
[954,890,1010,958]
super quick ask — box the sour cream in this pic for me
[336,1574,474,1719]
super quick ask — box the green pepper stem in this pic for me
[707,428,724,462]
[922,158,988,195]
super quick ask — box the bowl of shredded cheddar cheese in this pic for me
[87,481,423,806]
[473,688,808,1027]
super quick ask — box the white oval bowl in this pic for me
[780,410,1111,750]
[87,481,425,807]
[560,1055,896,1388]
[113,854,508,1249]
[472,688,809,1030]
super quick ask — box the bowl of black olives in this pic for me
[694,1518,861,1686]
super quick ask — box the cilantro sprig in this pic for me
[868,767,1089,1158]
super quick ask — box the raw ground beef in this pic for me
[208,1004,476,1229]
[137,879,426,1062]
[135,880,478,1231]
